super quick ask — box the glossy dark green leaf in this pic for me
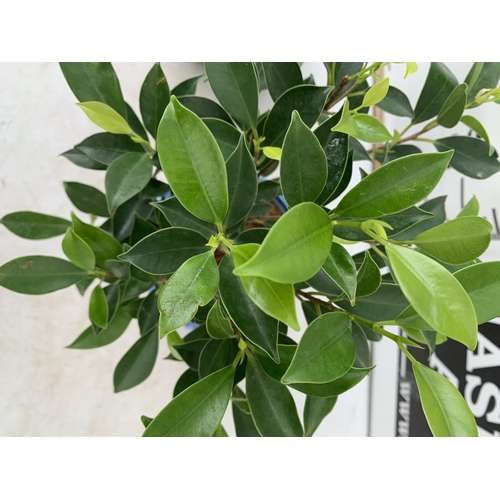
[206,300,234,339]
[103,284,120,324]
[0,255,87,295]
[114,329,158,392]
[66,310,131,349]
[71,213,123,269]
[413,362,478,437]
[246,355,303,437]
[301,300,331,325]
[377,86,414,118]
[233,202,333,284]
[203,118,240,160]
[219,255,279,362]
[321,242,357,301]
[89,285,108,329]
[350,137,371,163]
[460,116,494,156]
[173,369,199,397]
[333,151,453,218]
[306,268,343,297]
[282,312,354,384]
[171,75,203,97]
[411,216,492,264]
[232,394,261,437]
[256,181,281,204]
[129,215,157,246]
[122,278,152,302]
[138,291,159,335]
[158,251,219,336]
[352,322,371,368]
[386,243,477,350]
[205,62,259,129]
[232,244,299,331]
[262,62,303,101]
[465,62,500,106]
[233,228,269,245]
[125,103,148,141]
[255,344,297,382]
[74,133,143,165]
[139,63,170,139]
[157,96,228,224]
[62,228,95,270]
[61,148,107,170]
[1,212,71,240]
[173,339,209,370]
[106,259,130,281]
[304,396,338,437]
[198,339,237,379]
[76,276,94,295]
[63,182,109,217]
[59,62,127,118]
[224,135,258,227]
[178,96,232,123]
[119,227,207,275]
[105,153,153,214]
[263,85,332,146]
[356,251,381,297]
[434,136,500,179]
[374,145,422,165]
[328,150,354,203]
[143,364,234,437]
[281,110,327,207]
[141,415,153,428]
[413,62,458,124]
[437,83,467,128]
[291,366,374,398]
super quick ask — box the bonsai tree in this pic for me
[1,61,500,437]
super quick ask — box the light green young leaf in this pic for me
[321,242,357,302]
[233,202,333,284]
[143,364,235,437]
[62,228,95,271]
[232,244,299,331]
[386,243,477,350]
[0,212,71,240]
[262,146,282,161]
[331,100,359,137]
[304,396,338,437]
[437,83,468,128]
[158,251,219,337]
[282,312,355,384]
[206,300,235,339]
[457,196,480,218]
[405,63,418,79]
[157,95,228,224]
[460,115,495,156]
[76,102,134,135]
[351,114,392,143]
[105,153,153,214]
[411,216,492,264]
[281,110,327,207]
[89,285,109,329]
[362,78,390,107]
[413,362,478,437]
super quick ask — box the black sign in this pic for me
[396,322,500,437]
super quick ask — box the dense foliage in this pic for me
[2,61,500,437]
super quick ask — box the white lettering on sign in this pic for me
[465,374,500,424]
[429,354,459,388]
[466,332,500,372]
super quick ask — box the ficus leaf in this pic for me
[262,147,282,161]
[362,77,389,107]
[89,285,108,329]
[356,251,381,297]
[63,182,109,217]
[437,83,468,128]
[203,118,241,160]
[0,212,71,240]
[460,115,494,156]
[76,102,134,135]
[262,62,303,101]
[321,242,357,302]
[206,300,235,339]
[304,396,338,437]
[62,228,95,271]
[377,86,414,119]
[171,75,203,97]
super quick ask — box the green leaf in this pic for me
[376,86,414,118]
[63,182,109,217]
[203,118,240,160]
[205,62,259,129]
[119,227,207,275]
[246,355,303,437]
[412,362,478,437]
[411,216,492,264]
[280,110,327,207]
[465,62,500,106]
[1,212,70,240]
[139,63,170,139]
[263,85,332,146]
[76,102,133,135]
[89,285,108,329]
[234,229,269,245]
[434,136,500,179]
[73,132,143,165]
[350,114,392,143]
[105,153,153,214]
[198,339,237,379]
[178,96,232,123]
[61,148,107,170]
[334,62,364,92]
[454,262,500,324]
[304,396,338,437]
[232,388,261,437]
[256,181,281,204]
[173,369,199,397]
[130,215,157,246]
[333,151,453,218]
[219,255,279,362]
[142,364,234,437]
[0,255,87,295]
[291,366,374,398]
[71,213,123,269]
[103,284,120,324]
[126,103,148,141]
[141,415,153,428]
[386,243,477,350]
[114,329,158,392]
[233,202,333,284]
[66,310,131,349]
[157,95,228,224]
[328,151,354,202]
[460,115,494,156]
[59,62,127,118]
[352,323,371,367]
[158,251,219,336]
[362,78,389,107]
[224,135,258,227]
[255,344,297,381]
[413,62,458,124]
[356,251,381,297]
[374,144,422,165]
[232,244,299,331]
[62,228,95,270]
[282,312,354,384]
[262,62,303,101]
[171,75,203,97]
[171,338,207,369]
[206,300,234,339]
[138,292,159,335]
[437,83,467,128]
[321,242,357,302]
[405,62,418,78]
[350,137,371,162]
